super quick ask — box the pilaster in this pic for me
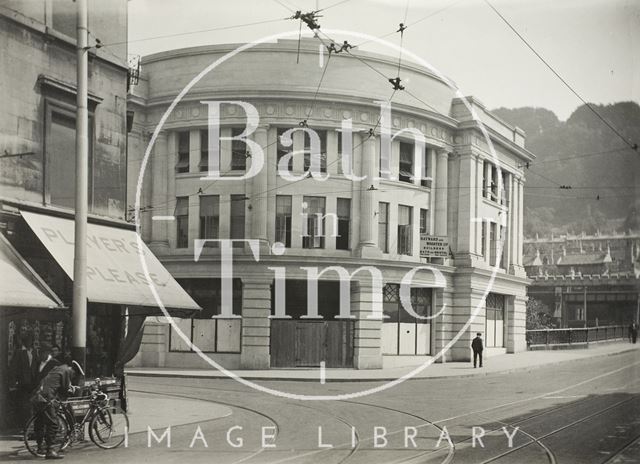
[149,130,169,251]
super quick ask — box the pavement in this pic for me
[125,341,640,382]
[0,391,232,458]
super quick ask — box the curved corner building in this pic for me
[127,39,534,369]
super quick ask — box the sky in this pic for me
[126,0,640,121]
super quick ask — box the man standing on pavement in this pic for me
[472,332,484,368]
[36,344,61,384]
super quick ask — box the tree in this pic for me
[526,298,557,330]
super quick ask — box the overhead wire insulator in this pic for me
[388,77,405,91]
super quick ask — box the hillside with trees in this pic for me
[492,102,640,237]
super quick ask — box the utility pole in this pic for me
[72,0,89,371]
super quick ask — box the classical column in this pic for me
[251,125,269,246]
[434,149,449,237]
[240,278,272,369]
[507,295,527,353]
[150,130,169,250]
[357,135,380,258]
[509,174,519,273]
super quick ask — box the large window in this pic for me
[277,128,293,172]
[175,197,189,248]
[399,142,414,183]
[230,194,246,248]
[302,196,325,249]
[500,225,506,269]
[275,195,292,248]
[481,221,486,257]
[336,198,351,250]
[199,195,219,244]
[199,129,208,172]
[397,205,412,255]
[382,284,432,355]
[304,130,327,173]
[485,293,505,347]
[378,202,389,253]
[176,131,189,173]
[231,127,247,171]
[420,150,430,188]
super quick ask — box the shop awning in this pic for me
[0,233,63,309]
[21,211,200,312]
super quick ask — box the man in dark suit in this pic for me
[471,332,484,368]
[10,333,39,426]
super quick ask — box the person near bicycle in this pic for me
[31,360,83,459]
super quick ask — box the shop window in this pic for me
[485,293,505,347]
[399,141,414,183]
[277,128,293,172]
[231,127,247,171]
[275,195,292,247]
[199,130,208,172]
[378,202,389,253]
[45,106,94,210]
[199,195,219,245]
[302,196,325,249]
[230,194,246,248]
[397,204,412,255]
[175,197,189,248]
[336,198,351,250]
[304,129,327,173]
[176,131,189,173]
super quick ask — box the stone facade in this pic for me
[127,39,532,369]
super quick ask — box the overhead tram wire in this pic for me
[99,17,290,48]
[517,146,631,168]
[483,0,639,155]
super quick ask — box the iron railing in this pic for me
[526,325,628,348]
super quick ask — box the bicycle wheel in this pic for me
[23,411,71,457]
[89,407,129,449]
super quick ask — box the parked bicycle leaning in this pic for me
[30,360,83,459]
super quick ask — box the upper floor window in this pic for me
[199,130,208,172]
[399,142,414,183]
[501,170,509,205]
[481,220,486,257]
[277,128,293,172]
[420,150,430,188]
[175,197,189,248]
[490,165,498,201]
[489,222,497,266]
[398,205,412,255]
[231,128,247,171]
[378,202,389,253]
[336,198,351,250]
[420,208,429,235]
[230,194,246,248]
[51,0,76,38]
[45,105,94,210]
[302,196,325,249]
[275,195,292,248]
[176,131,189,173]
[199,195,219,242]
[304,130,327,173]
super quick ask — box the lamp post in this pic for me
[72,0,89,371]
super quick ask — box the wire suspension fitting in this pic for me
[291,10,322,30]
[388,77,405,91]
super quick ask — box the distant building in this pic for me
[524,232,640,327]
[127,40,534,370]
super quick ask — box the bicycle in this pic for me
[24,379,129,457]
